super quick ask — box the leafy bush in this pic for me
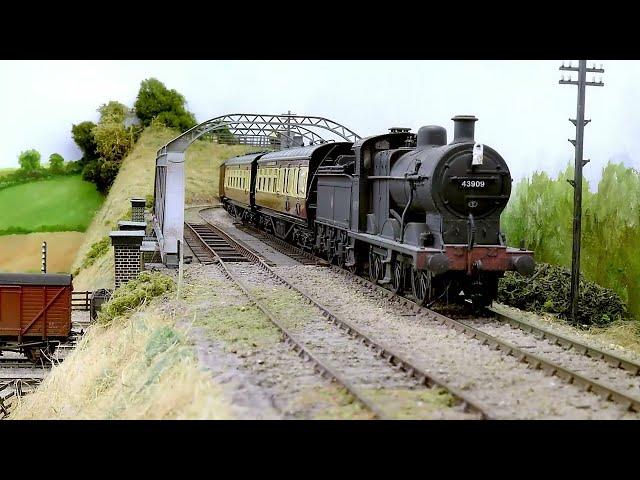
[97,101,129,124]
[65,160,84,175]
[498,263,628,326]
[82,159,120,193]
[134,78,197,132]
[92,121,134,162]
[502,161,640,320]
[98,272,175,324]
[80,236,111,270]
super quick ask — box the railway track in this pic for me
[205,213,640,416]
[184,221,492,420]
[0,378,41,419]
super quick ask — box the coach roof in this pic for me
[257,142,353,164]
[223,152,268,166]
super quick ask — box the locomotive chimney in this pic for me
[451,115,478,144]
[417,125,447,147]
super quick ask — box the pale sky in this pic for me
[1,60,638,187]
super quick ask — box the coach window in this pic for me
[298,168,307,196]
[285,168,289,194]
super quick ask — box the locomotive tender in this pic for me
[220,115,534,307]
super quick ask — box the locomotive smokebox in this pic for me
[417,125,447,148]
[451,115,478,144]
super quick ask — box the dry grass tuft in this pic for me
[10,291,235,420]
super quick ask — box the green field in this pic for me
[0,175,104,235]
[0,167,16,178]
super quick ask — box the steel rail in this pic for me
[230,219,640,413]
[192,214,494,419]
[183,222,388,419]
[488,307,640,375]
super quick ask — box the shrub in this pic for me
[97,101,129,124]
[80,236,111,270]
[502,161,640,320]
[498,263,628,326]
[65,160,84,175]
[82,159,120,193]
[98,272,175,324]
[92,121,133,162]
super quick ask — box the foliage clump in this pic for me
[498,263,628,326]
[134,78,197,132]
[502,162,640,320]
[98,272,175,325]
[80,236,111,270]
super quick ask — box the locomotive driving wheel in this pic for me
[411,269,432,306]
[390,258,404,294]
[325,229,336,264]
[335,231,347,268]
[368,251,383,283]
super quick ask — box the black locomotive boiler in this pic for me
[220,115,534,307]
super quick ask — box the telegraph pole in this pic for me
[41,241,47,274]
[559,60,604,322]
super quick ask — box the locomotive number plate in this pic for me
[460,180,486,188]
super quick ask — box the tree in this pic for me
[134,78,197,132]
[71,121,99,162]
[98,101,130,124]
[49,153,65,174]
[18,149,41,172]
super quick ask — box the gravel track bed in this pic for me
[180,264,371,419]
[462,318,640,398]
[227,262,474,419]
[493,304,640,364]
[274,265,640,420]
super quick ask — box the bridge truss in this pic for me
[152,113,361,265]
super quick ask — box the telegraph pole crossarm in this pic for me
[558,60,604,323]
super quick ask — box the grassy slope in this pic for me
[0,175,103,234]
[10,284,235,419]
[72,126,255,290]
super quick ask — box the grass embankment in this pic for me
[0,231,84,273]
[0,175,103,236]
[72,126,254,290]
[10,272,235,419]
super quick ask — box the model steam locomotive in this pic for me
[219,115,534,307]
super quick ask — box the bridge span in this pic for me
[151,113,360,266]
